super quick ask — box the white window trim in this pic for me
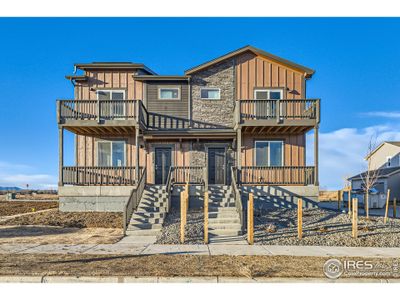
[96,89,126,100]
[158,87,181,100]
[200,88,221,100]
[253,88,283,100]
[97,140,126,167]
[254,140,284,167]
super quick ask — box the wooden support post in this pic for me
[185,182,189,210]
[348,188,352,216]
[337,190,341,210]
[314,125,319,186]
[58,127,64,186]
[298,198,303,239]
[237,127,242,183]
[204,191,209,244]
[352,198,358,238]
[135,127,140,182]
[247,193,254,245]
[180,191,186,244]
[384,189,391,224]
[393,198,397,219]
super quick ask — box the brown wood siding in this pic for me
[242,133,306,168]
[235,51,305,100]
[74,70,144,100]
[146,81,189,119]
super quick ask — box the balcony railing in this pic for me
[172,166,205,184]
[58,100,139,121]
[62,166,142,186]
[237,99,320,123]
[240,166,315,185]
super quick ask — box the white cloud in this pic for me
[360,111,400,119]
[307,124,400,190]
[0,162,57,190]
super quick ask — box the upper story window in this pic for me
[97,140,125,167]
[254,89,283,100]
[97,90,126,117]
[200,88,221,100]
[255,140,284,167]
[97,90,125,101]
[387,156,392,167]
[158,87,180,100]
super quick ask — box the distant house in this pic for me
[348,141,400,207]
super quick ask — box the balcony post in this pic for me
[58,127,64,186]
[135,127,140,184]
[237,127,242,184]
[276,99,280,123]
[97,97,100,123]
[314,124,319,186]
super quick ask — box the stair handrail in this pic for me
[165,166,174,212]
[231,166,244,232]
[123,166,147,235]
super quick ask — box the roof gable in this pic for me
[366,141,400,160]
[185,45,315,77]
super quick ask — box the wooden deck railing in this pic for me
[62,166,141,186]
[172,166,205,184]
[58,99,139,121]
[123,167,147,234]
[240,166,315,185]
[239,99,320,122]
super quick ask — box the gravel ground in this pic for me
[157,209,204,244]
[254,208,400,247]
[0,210,123,228]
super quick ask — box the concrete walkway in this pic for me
[1,242,399,257]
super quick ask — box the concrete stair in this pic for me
[126,185,168,243]
[207,185,243,240]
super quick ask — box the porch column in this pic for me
[314,124,319,186]
[135,127,140,183]
[237,127,242,183]
[58,127,64,186]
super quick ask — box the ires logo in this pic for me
[323,259,373,279]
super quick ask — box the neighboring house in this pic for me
[348,142,400,207]
[57,45,320,238]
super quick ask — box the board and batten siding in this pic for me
[235,51,305,100]
[242,133,306,167]
[145,81,189,119]
[74,70,145,100]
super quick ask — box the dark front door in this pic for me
[155,147,172,184]
[208,147,226,184]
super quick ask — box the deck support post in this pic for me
[314,124,319,186]
[237,127,242,184]
[58,127,64,186]
[135,127,140,183]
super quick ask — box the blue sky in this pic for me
[0,17,399,189]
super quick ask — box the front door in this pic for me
[208,147,226,184]
[155,147,172,184]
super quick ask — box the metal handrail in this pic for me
[165,166,174,213]
[123,167,147,235]
[231,166,243,232]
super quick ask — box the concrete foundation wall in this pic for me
[171,185,205,209]
[58,185,135,212]
[241,185,319,209]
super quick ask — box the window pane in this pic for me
[201,89,220,99]
[269,91,282,100]
[255,91,268,100]
[98,143,111,166]
[160,89,179,99]
[112,142,125,167]
[98,91,111,100]
[111,92,124,100]
[269,142,283,166]
[255,142,269,166]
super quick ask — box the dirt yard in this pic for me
[0,201,58,217]
[0,254,398,279]
[0,226,122,244]
[0,210,123,228]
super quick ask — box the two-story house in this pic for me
[57,45,320,239]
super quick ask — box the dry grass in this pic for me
[0,254,398,278]
[0,210,123,228]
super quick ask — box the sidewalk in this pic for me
[1,242,399,257]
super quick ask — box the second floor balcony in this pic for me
[235,99,320,131]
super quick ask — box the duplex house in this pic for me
[57,45,320,238]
